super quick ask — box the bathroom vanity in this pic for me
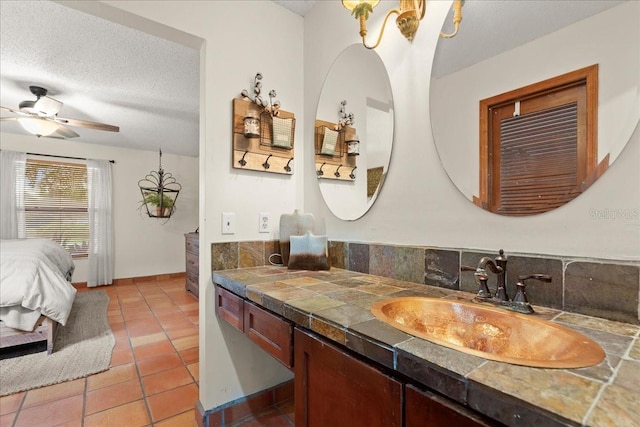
[212,266,639,427]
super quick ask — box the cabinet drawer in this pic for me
[244,301,293,368]
[215,286,244,331]
[186,273,199,298]
[185,233,199,254]
[186,251,199,271]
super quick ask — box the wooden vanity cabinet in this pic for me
[405,384,501,427]
[184,232,199,298]
[214,284,501,426]
[294,328,402,427]
[214,285,293,368]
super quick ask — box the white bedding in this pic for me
[0,238,77,331]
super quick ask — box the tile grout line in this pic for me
[136,279,199,425]
[131,281,157,427]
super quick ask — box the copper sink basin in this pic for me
[370,297,605,368]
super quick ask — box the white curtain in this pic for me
[87,160,113,287]
[0,150,26,239]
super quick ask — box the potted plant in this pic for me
[141,191,175,217]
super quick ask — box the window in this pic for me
[478,65,601,216]
[20,158,89,257]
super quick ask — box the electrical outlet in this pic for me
[222,212,235,234]
[259,212,270,233]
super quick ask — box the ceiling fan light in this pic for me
[17,117,59,136]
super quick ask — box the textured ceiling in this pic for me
[0,0,200,157]
[272,0,317,17]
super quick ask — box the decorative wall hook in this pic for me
[350,166,358,179]
[335,164,343,178]
[284,157,294,172]
[262,154,272,169]
[317,162,326,176]
[239,151,249,166]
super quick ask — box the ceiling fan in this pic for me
[0,85,119,138]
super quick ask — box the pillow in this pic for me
[287,231,330,271]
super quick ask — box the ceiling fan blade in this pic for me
[54,116,119,132]
[33,96,63,116]
[51,124,80,138]
[1,105,29,116]
[1,116,77,138]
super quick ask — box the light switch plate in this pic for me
[222,212,235,234]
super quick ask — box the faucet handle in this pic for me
[512,274,552,314]
[461,265,476,272]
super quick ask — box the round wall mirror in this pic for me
[315,43,394,221]
[430,0,639,216]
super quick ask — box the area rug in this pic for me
[0,290,115,396]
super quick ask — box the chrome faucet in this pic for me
[462,249,552,314]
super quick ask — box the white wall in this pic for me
[303,0,640,261]
[79,0,639,416]
[0,132,198,282]
[101,0,301,413]
[431,1,640,201]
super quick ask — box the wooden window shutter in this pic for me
[497,103,580,215]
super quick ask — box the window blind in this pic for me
[20,159,89,256]
[497,103,580,216]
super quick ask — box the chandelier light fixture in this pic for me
[342,0,464,49]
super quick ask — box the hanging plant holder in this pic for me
[138,149,182,219]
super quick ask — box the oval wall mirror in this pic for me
[430,0,639,216]
[315,43,394,221]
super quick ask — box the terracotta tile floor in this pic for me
[0,276,294,427]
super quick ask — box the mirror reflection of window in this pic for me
[479,65,600,215]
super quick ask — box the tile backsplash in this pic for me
[211,240,639,325]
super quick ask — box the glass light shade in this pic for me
[342,0,380,12]
[18,117,58,136]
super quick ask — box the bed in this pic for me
[0,238,76,357]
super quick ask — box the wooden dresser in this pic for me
[184,232,199,298]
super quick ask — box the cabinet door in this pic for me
[405,384,500,427]
[244,301,293,368]
[215,286,244,331]
[294,328,402,427]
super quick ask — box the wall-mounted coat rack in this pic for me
[233,73,295,175]
[314,119,356,181]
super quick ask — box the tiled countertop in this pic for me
[211,266,640,427]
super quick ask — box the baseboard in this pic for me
[72,272,186,289]
[196,380,294,427]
